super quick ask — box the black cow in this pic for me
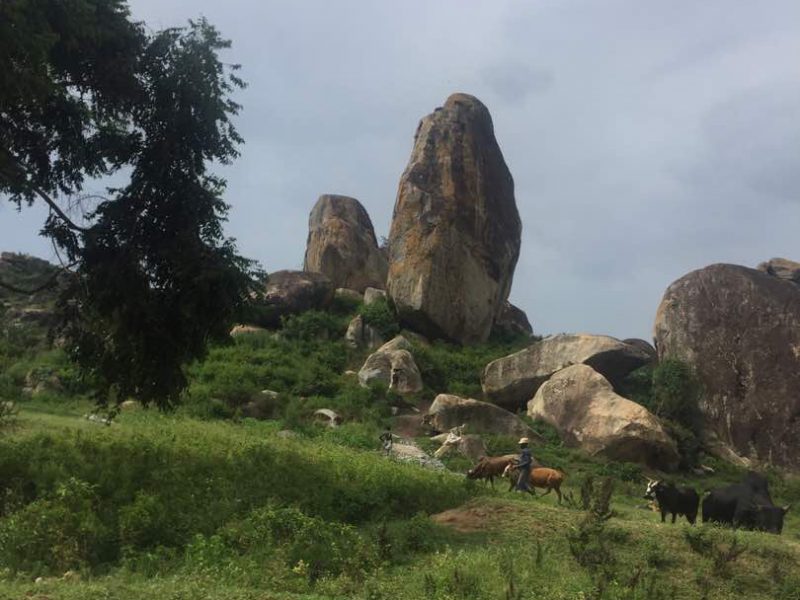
[701,471,790,534]
[644,479,699,525]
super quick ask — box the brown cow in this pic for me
[503,465,566,503]
[465,454,518,489]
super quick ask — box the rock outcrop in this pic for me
[757,257,800,285]
[358,336,423,394]
[304,195,388,292]
[386,93,522,345]
[622,339,658,363]
[482,334,652,410]
[491,301,533,339]
[654,263,800,467]
[344,314,384,350]
[257,270,334,327]
[363,287,387,305]
[426,394,537,439]
[528,365,679,470]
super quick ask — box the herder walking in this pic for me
[515,437,535,495]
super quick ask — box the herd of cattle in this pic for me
[465,455,791,535]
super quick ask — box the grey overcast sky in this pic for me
[2,0,798,340]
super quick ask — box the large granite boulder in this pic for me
[358,336,423,395]
[757,257,800,285]
[491,301,533,339]
[426,394,538,439]
[482,334,652,410]
[654,263,800,467]
[528,364,679,470]
[622,339,658,363]
[256,270,334,327]
[386,93,522,345]
[304,195,388,292]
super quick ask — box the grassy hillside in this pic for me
[1,280,800,599]
[2,400,799,599]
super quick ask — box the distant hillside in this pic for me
[0,252,61,328]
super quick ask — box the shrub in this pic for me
[359,298,400,340]
[118,492,173,549]
[221,505,377,581]
[412,338,532,398]
[0,477,113,573]
[651,359,703,431]
[281,310,349,341]
[0,423,472,574]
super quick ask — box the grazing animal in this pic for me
[466,454,518,489]
[644,479,699,525]
[503,465,566,503]
[702,471,790,534]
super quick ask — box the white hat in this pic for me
[518,437,529,445]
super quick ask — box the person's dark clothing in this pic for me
[515,447,533,492]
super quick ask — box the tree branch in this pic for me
[0,149,90,233]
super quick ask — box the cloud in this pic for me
[2,0,798,340]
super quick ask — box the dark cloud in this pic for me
[2,0,798,340]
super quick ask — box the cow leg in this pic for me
[660,509,667,523]
[555,486,562,504]
[488,476,495,490]
[671,513,677,524]
[542,488,552,496]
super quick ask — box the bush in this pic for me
[652,359,703,431]
[412,338,532,398]
[221,505,376,581]
[0,423,472,574]
[359,298,400,340]
[281,310,349,341]
[0,477,113,574]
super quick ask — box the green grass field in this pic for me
[1,400,799,600]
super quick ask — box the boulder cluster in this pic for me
[239,93,800,471]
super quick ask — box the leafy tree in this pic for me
[0,1,260,409]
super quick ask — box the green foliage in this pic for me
[651,359,703,431]
[1,2,259,410]
[0,477,113,574]
[0,421,471,574]
[358,298,400,339]
[280,309,349,342]
[184,331,349,415]
[620,360,704,468]
[412,337,532,398]
[220,505,376,581]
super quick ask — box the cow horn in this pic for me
[783,505,791,513]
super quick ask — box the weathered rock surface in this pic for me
[622,339,657,363]
[230,324,269,336]
[304,195,388,292]
[757,257,800,285]
[391,443,446,470]
[257,270,334,327]
[528,364,679,469]
[492,301,533,339]
[358,336,423,394]
[433,431,488,463]
[482,334,652,410]
[344,314,384,350]
[654,263,800,467]
[363,287,387,305]
[426,394,537,439]
[386,93,522,345]
[335,288,364,304]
